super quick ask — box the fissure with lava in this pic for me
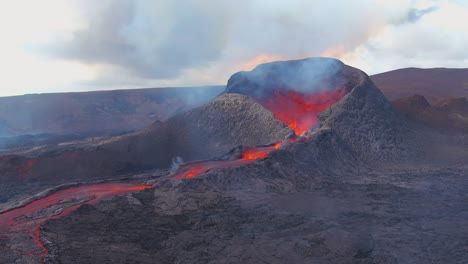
[0,86,346,262]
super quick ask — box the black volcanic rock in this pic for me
[41,150,468,264]
[393,95,468,133]
[371,67,468,103]
[318,67,406,161]
[434,97,468,112]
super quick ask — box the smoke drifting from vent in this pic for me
[225,58,347,98]
[224,58,350,135]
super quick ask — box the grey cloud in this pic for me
[405,6,439,23]
[44,0,429,86]
[49,0,229,79]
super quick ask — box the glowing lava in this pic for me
[0,183,153,262]
[174,142,283,179]
[241,142,281,160]
[258,88,346,135]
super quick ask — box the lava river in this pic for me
[0,183,152,262]
[174,87,346,179]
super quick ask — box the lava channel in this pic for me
[174,142,283,179]
[0,183,153,262]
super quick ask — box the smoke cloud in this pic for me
[44,0,415,83]
[1,0,467,95]
[48,0,230,79]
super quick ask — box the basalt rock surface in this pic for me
[393,95,468,133]
[41,140,468,264]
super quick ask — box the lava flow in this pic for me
[174,142,283,179]
[0,183,153,262]
[258,88,347,135]
[174,87,347,179]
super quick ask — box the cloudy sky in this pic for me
[0,0,467,96]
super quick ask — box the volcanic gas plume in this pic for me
[174,86,347,179]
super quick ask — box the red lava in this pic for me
[0,183,153,262]
[257,88,346,135]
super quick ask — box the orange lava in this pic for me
[174,159,252,179]
[175,142,283,179]
[0,183,153,262]
[241,142,281,160]
[258,88,346,135]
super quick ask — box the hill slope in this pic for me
[0,86,224,137]
[371,68,468,103]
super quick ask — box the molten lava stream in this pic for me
[174,141,289,179]
[0,182,153,262]
[258,87,346,135]
[174,142,283,179]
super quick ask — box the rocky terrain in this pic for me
[0,58,466,263]
[392,95,468,133]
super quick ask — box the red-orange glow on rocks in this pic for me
[175,142,284,179]
[241,142,282,161]
[174,159,252,179]
[241,147,269,160]
[258,88,346,135]
[0,183,153,262]
[19,159,37,174]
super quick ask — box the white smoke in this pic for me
[170,156,184,172]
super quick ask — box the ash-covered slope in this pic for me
[393,95,468,133]
[0,86,223,138]
[100,93,292,166]
[371,67,468,103]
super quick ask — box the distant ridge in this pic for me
[0,86,224,137]
[371,67,468,103]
